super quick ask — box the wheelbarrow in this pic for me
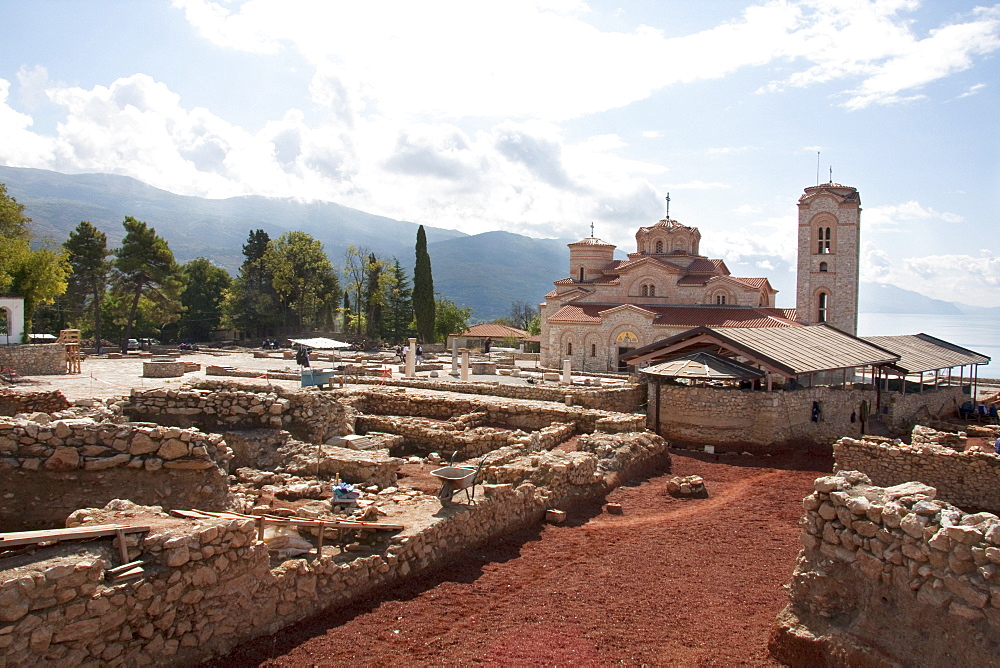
[431,455,489,504]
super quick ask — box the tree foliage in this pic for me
[109,217,183,350]
[221,229,282,338]
[383,259,413,343]
[264,231,339,329]
[63,221,110,343]
[413,225,435,343]
[434,296,472,344]
[0,183,70,336]
[507,300,538,331]
[174,258,231,341]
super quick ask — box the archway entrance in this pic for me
[615,331,638,372]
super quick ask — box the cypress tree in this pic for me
[413,225,435,343]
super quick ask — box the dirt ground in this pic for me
[210,449,832,667]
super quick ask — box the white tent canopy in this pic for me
[288,337,351,349]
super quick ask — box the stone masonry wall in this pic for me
[0,419,231,530]
[387,377,645,413]
[0,431,669,667]
[834,430,1000,514]
[126,382,356,444]
[0,389,70,416]
[0,343,66,375]
[771,470,1000,666]
[650,383,965,450]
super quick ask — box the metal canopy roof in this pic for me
[862,333,990,374]
[288,337,351,349]
[641,351,764,380]
[622,324,900,377]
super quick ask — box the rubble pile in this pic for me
[665,475,707,497]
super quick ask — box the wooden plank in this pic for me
[107,559,148,575]
[110,567,145,582]
[115,528,130,563]
[0,524,150,548]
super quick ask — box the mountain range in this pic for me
[0,165,990,321]
[0,165,570,321]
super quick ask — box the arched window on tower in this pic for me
[817,227,831,254]
[818,292,829,323]
[590,343,596,357]
[819,262,828,272]
[655,240,663,254]
[578,267,584,282]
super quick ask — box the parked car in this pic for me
[126,338,139,350]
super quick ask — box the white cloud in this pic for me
[864,249,1000,306]
[733,204,762,215]
[641,130,662,138]
[953,82,987,100]
[865,200,965,229]
[668,180,730,190]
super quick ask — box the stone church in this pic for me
[539,183,861,371]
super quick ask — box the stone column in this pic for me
[562,359,572,384]
[460,348,470,381]
[451,338,459,376]
[405,337,416,378]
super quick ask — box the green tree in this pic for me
[507,300,538,331]
[434,295,472,344]
[174,258,231,341]
[221,229,281,338]
[63,221,110,346]
[526,312,541,336]
[413,225,435,343]
[382,259,413,343]
[12,245,71,333]
[109,217,183,352]
[264,231,339,329]
[0,184,70,335]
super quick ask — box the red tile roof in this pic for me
[547,304,800,328]
[458,323,529,338]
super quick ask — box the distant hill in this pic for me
[859,282,963,315]
[0,165,571,320]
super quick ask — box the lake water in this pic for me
[858,312,1000,379]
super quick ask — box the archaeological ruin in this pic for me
[0,350,670,666]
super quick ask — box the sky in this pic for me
[1,0,999,307]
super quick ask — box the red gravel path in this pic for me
[211,449,831,667]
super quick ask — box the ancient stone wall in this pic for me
[834,431,1000,514]
[0,419,231,530]
[0,431,669,666]
[126,383,356,444]
[0,389,70,416]
[771,470,1000,666]
[650,383,965,450]
[0,343,66,375]
[388,378,645,413]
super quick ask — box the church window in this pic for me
[817,227,831,254]
[648,284,655,297]
[567,342,573,355]
[819,262,828,272]
[641,284,648,297]
[818,292,829,323]
[591,343,596,357]
[655,240,663,254]
[716,294,726,305]
[578,267,584,282]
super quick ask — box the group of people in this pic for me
[261,339,281,349]
[396,344,423,363]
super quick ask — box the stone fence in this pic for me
[125,382,356,444]
[0,389,71,416]
[649,382,966,450]
[771,470,1000,666]
[0,343,66,375]
[0,419,231,530]
[387,377,644,413]
[0,431,669,666]
[834,429,1000,514]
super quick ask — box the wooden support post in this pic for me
[115,528,129,564]
[316,522,325,557]
[257,517,265,543]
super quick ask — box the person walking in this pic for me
[416,344,423,363]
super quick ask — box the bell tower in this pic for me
[795,183,861,335]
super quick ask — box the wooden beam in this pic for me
[0,524,150,548]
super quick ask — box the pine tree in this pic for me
[63,221,110,346]
[413,225,435,343]
[383,259,413,343]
